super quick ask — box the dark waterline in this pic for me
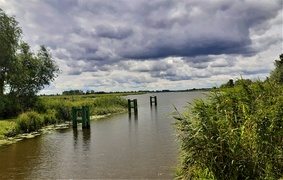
[0,92,206,179]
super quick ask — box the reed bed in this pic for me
[174,81,283,179]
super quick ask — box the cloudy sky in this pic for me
[1,0,282,94]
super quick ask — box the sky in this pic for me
[1,0,282,94]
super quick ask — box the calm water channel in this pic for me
[0,92,206,179]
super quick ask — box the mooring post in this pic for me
[82,106,86,128]
[72,106,90,129]
[81,106,90,129]
[86,106,90,128]
[134,99,138,113]
[128,99,138,114]
[150,96,157,106]
[128,99,131,112]
[72,107,77,128]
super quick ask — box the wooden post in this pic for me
[150,96,157,106]
[72,106,90,129]
[128,99,138,114]
[86,106,90,128]
[82,106,86,128]
[83,106,90,128]
[134,99,138,113]
[72,107,77,128]
[128,99,131,113]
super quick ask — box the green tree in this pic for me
[9,43,58,96]
[0,8,22,95]
[0,9,59,117]
[220,79,234,88]
[9,43,58,109]
[234,78,252,87]
[269,54,283,84]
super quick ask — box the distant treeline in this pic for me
[60,88,212,96]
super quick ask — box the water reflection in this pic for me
[128,111,138,121]
[82,128,91,151]
[150,104,158,118]
[72,128,91,151]
[73,128,78,148]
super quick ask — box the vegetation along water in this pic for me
[173,54,283,179]
[0,95,128,144]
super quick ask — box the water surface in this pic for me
[0,92,206,179]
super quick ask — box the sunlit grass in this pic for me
[0,119,17,139]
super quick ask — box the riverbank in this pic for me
[0,111,127,147]
[0,95,128,147]
[0,123,69,146]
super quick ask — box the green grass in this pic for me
[0,95,128,140]
[0,119,17,139]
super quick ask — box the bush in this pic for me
[40,98,73,122]
[0,119,17,138]
[43,109,57,125]
[16,111,43,133]
[0,95,21,119]
[174,81,283,179]
[93,96,128,115]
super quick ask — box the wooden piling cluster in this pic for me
[72,96,158,129]
[128,95,158,115]
[72,106,90,129]
[150,96,157,106]
[128,99,138,114]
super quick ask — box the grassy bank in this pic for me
[0,95,128,140]
[0,119,17,139]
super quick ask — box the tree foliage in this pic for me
[0,9,59,118]
[62,89,85,95]
[220,79,234,88]
[0,8,22,95]
[9,43,58,96]
[269,54,283,84]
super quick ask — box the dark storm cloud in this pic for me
[11,0,280,68]
[2,0,281,94]
[95,25,133,40]
[4,0,282,58]
[114,0,281,60]
[119,37,254,60]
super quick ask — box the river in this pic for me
[0,91,206,179]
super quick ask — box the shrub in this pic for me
[43,109,57,125]
[93,96,128,115]
[41,98,73,122]
[0,119,17,138]
[174,81,283,179]
[16,111,43,133]
[0,95,21,119]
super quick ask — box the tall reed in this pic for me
[174,81,283,179]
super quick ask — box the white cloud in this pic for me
[1,0,282,94]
